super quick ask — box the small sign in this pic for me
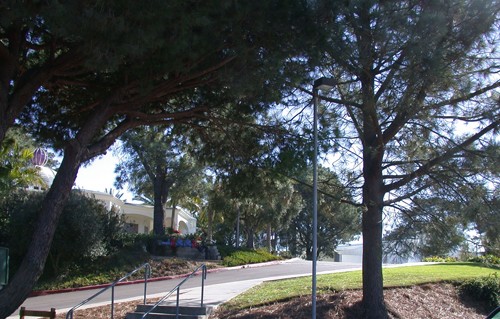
[0,247,9,286]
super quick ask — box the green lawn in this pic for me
[222,263,499,311]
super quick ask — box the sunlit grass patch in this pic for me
[221,263,498,311]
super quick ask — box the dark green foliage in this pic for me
[459,274,500,309]
[205,166,302,249]
[2,190,126,277]
[0,191,44,271]
[34,251,215,291]
[384,183,499,259]
[463,189,500,256]
[303,1,500,315]
[0,1,326,315]
[114,126,205,235]
[285,166,360,260]
[211,219,238,247]
[131,233,172,255]
[14,0,319,152]
[217,245,239,259]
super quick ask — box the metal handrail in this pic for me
[140,263,207,319]
[66,262,151,319]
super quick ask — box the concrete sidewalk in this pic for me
[6,279,262,318]
[161,278,264,307]
[9,259,429,318]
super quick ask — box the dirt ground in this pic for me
[210,283,493,319]
[55,283,493,318]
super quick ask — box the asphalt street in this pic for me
[6,259,362,318]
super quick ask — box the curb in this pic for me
[30,270,213,297]
[29,258,293,297]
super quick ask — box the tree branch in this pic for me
[429,81,500,109]
[384,118,500,192]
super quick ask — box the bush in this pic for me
[216,245,238,259]
[3,189,127,277]
[221,248,282,267]
[423,256,458,263]
[132,233,167,254]
[277,250,293,259]
[459,273,500,309]
[468,255,500,266]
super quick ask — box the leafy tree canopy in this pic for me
[286,0,500,317]
[114,125,206,234]
[0,127,47,193]
[0,2,322,315]
[286,165,360,260]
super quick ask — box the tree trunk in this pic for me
[357,1,389,311]
[305,243,313,261]
[266,224,272,252]
[207,209,213,243]
[362,201,387,319]
[235,208,240,248]
[361,119,388,318]
[0,142,82,318]
[153,173,172,236]
[246,227,255,249]
[153,178,166,236]
[360,134,388,319]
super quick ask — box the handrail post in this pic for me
[139,263,207,319]
[111,285,115,319]
[143,264,149,304]
[176,286,180,319]
[201,265,206,307]
[66,263,150,319]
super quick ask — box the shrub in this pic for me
[132,233,168,254]
[468,255,500,266]
[423,256,458,263]
[217,245,238,259]
[221,248,281,267]
[459,273,500,309]
[3,189,127,277]
[278,250,293,259]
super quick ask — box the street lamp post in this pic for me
[312,77,335,319]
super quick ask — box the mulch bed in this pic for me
[210,283,493,319]
[54,283,493,318]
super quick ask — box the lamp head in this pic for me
[313,77,335,92]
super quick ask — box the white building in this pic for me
[335,242,421,264]
[29,148,197,235]
[85,190,197,235]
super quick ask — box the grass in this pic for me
[222,262,500,311]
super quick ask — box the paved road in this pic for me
[6,259,361,318]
